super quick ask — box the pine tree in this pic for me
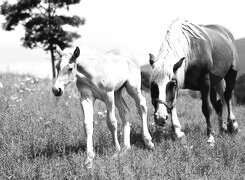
[1,0,85,78]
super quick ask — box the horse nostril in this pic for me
[154,113,168,121]
[52,87,63,96]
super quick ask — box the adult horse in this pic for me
[149,19,239,146]
[52,46,154,168]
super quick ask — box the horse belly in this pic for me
[98,62,129,91]
[211,49,233,78]
[97,77,126,92]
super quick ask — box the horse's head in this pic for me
[52,46,80,96]
[149,53,185,126]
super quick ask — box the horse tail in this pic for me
[115,88,131,113]
[121,95,130,112]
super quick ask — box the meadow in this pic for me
[0,73,245,180]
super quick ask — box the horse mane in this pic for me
[151,18,208,87]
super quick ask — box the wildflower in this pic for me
[25,88,31,91]
[44,121,51,128]
[10,96,17,100]
[16,99,21,103]
[25,77,32,81]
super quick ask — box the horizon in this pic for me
[0,0,245,78]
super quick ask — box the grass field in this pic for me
[0,73,245,180]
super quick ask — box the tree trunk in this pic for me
[50,45,56,79]
[48,0,56,79]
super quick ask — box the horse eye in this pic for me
[171,79,177,87]
[173,81,177,87]
[68,67,73,72]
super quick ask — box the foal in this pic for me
[52,46,154,167]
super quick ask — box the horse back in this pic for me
[202,24,239,77]
[76,49,140,94]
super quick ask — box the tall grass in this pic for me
[0,73,245,179]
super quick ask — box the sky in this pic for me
[0,0,245,78]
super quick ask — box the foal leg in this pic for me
[201,74,215,146]
[80,97,95,168]
[125,83,154,150]
[105,91,121,152]
[115,90,131,150]
[224,69,239,133]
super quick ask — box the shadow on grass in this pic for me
[129,124,176,149]
[28,140,87,159]
[27,124,204,160]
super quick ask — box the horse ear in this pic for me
[73,46,80,59]
[173,57,185,72]
[149,53,156,68]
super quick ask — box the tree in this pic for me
[0,0,85,78]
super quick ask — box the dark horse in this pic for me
[149,19,239,146]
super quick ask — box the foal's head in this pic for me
[52,46,80,96]
[149,54,185,126]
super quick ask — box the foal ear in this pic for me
[173,57,185,72]
[149,53,156,68]
[55,46,63,57]
[70,46,80,63]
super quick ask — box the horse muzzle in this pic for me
[52,86,63,96]
[154,113,168,126]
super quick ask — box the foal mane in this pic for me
[151,18,208,87]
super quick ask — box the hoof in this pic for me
[220,123,228,135]
[84,160,93,169]
[227,121,239,134]
[111,151,121,159]
[146,141,155,150]
[179,135,188,148]
[121,146,131,154]
[175,130,185,139]
[84,152,95,169]
[143,138,155,150]
[207,135,215,147]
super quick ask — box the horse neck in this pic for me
[175,59,186,89]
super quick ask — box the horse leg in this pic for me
[80,97,95,168]
[125,83,154,150]
[211,79,227,134]
[171,107,185,139]
[224,69,239,133]
[201,74,215,146]
[105,91,121,152]
[115,90,131,151]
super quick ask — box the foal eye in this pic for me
[68,68,73,72]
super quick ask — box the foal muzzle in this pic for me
[52,86,63,96]
[154,114,168,126]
